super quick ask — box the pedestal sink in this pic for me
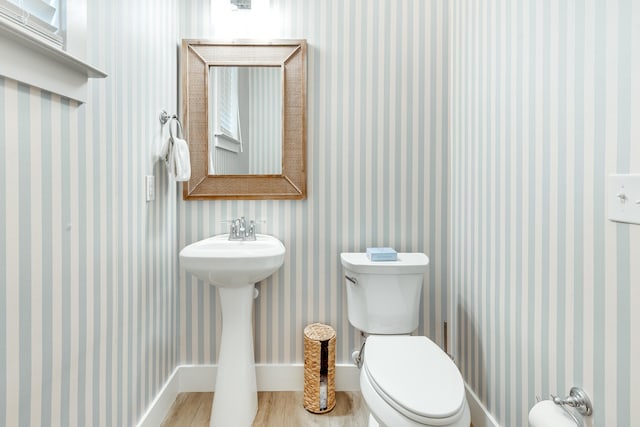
[179,233,285,427]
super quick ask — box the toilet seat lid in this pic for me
[364,336,466,422]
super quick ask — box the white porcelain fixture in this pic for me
[180,233,285,287]
[180,234,285,427]
[341,253,470,427]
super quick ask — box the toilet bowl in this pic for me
[360,336,470,427]
[340,253,470,427]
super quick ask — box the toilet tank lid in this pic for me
[340,253,429,274]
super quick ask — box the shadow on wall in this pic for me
[456,301,487,407]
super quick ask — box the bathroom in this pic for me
[1,0,638,426]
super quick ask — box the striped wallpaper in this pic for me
[1,0,180,425]
[450,0,640,426]
[177,0,450,366]
[7,0,635,426]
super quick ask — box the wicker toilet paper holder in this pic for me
[303,323,336,413]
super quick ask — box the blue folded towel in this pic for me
[366,247,398,261]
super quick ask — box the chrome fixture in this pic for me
[548,387,593,426]
[352,332,367,369]
[551,387,593,416]
[226,216,256,241]
[230,0,251,10]
[345,275,358,286]
[159,109,177,125]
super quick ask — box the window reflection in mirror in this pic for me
[208,66,282,176]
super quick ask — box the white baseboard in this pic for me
[465,384,501,427]
[136,368,181,427]
[136,363,360,427]
[136,364,500,427]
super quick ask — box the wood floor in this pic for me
[160,391,370,427]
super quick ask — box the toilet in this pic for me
[341,253,470,427]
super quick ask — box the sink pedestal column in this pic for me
[209,284,257,427]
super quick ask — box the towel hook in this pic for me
[160,109,184,140]
[159,109,177,125]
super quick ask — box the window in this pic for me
[0,0,62,47]
[0,0,106,103]
[216,67,239,139]
[211,66,244,153]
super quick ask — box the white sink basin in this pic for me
[179,233,285,427]
[179,233,285,287]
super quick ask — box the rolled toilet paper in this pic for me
[529,400,578,427]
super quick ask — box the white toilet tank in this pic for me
[340,253,429,335]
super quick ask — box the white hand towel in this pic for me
[172,137,191,181]
[159,137,174,175]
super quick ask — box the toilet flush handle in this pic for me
[345,275,358,285]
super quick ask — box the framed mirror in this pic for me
[181,39,307,200]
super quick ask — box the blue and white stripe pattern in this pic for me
[178,0,450,366]
[2,0,450,424]
[5,0,634,426]
[1,0,179,425]
[450,0,640,425]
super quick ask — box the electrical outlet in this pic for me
[145,175,155,202]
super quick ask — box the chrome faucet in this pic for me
[228,216,257,241]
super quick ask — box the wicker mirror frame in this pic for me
[181,39,307,200]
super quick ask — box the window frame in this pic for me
[0,0,63,47]
[211,66,243,153]
[0,0,106,103]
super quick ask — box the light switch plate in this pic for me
[145,175,155,202]
[608,174,640,224]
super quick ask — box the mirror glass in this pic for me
[208,66,282,175]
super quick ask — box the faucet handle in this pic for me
[245,219,266,240]
[249,219,266,229]
[217,219,239,236]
